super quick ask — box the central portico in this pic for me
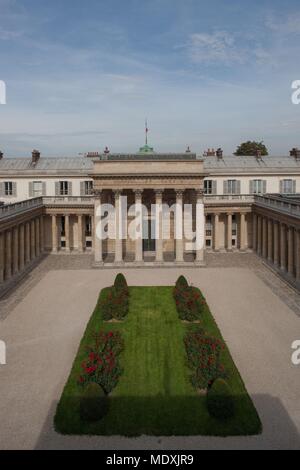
[91,150,206,266]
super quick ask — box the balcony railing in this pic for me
[43,196,94,205]
[0,197,44,220]
[254,194,300,219]
[204,194,254,203]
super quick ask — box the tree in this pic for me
[234,141,268,156]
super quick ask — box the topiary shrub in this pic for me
[99,286,129,321]
[173,285,204,321]
[114,273,128,292]
[206,378,235,420]
[80,382,109,422]
[175,275,189,291]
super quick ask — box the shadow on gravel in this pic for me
[34,394,300,450]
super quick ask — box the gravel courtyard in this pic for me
[0,255,299,449]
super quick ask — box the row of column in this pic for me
[0,215,44,285]
[212,212,247,251]
[253,213,300,280]
[94,189,204,264]
[51,214,86,253]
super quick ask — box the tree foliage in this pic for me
[234,141,268,156]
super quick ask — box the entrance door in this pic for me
[142,218,156,252]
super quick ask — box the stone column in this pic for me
[0,232,4,283]
[35,218,40,257]
[5,230,12,280]
[280,223,287,271]
[296,230,300,281]
[65,214,70,252]
[25,222,30,263]
[114,190,123,263]
[77,214,84,252]
[30,219,35,260]
[252,213,257,251]
[51,215,58,253]
[214,213,220,251]
[257,215,262,256]
[134,190,143,263]
[155,189,164,263]
[94,192,103,263]
[267,219,273,262]
[12,226,19,275]
[262,217,267,258]
[175,189,184,262]
[273,221,279,266]
[240,213,246,251]
[288,227,294,276]
[19,224,25,271]
[195,189,204,263]
[227,213,232,251]
[39,215,44,253]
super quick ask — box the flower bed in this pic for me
[184,329,226,390]
[173,276,206,321]
[99,274,129,321]
[78,330,124,394]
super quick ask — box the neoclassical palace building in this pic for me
[0,143,299,293]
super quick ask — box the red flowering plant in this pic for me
[173,285,205,321]
[78,330,124,394]
[184,329,226,390]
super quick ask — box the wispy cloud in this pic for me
[266,12,300,35]
[185,31,245,65]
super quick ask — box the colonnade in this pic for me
[252,213,300,280]
[0,214,44,285]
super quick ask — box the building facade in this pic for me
[0,147,299,293]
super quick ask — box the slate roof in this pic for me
[0,154,299,175]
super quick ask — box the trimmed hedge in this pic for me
[99,274,129,321]
[80,382,109,422]
[114,273,128,293]
[207,378,235,420]
[173,276,206,321]
[175,275,189,291]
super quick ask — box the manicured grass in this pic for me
[54,286,262,436]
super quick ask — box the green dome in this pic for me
[138,143,155,154]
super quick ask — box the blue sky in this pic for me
[0,0,300,156]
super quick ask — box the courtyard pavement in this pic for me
[0,254,299,449]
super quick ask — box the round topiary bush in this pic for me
[175,275,189,290]
[206,378,235,420]
[114,273,128,292]
[80,382,109,422]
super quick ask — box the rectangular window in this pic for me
[205,215,212,236]
[84,181,93,195]
[60,181,69,196]
[204,180,213,195]
[253,180,263,194]
[32,181,43,197]
[227,180,237,194]
[282,179,295,194]
[4,181,13,196]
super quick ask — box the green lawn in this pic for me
[54,286,262,436]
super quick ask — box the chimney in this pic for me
[32,149,40,165]
[0,151,3,160]
[216,148,223,159]
[290,147,300,159]
[255,149,262,159]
